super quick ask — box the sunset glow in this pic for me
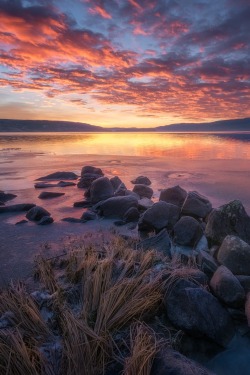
[0,0,249,127]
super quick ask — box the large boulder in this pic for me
[132,184,153,199]
[26,206,51,221]
[151,348,215,375]
[173,216,203,246]
[0,204,35,213]
[217,235,250,275]
[205,200,250,245]
[159,185,187,208]
[96,196,138,218]
[90,177,114,203]
[164,279,235,346]
[131,175,151,185]
[210,265,245,307]
[36,171,78,181]
[136,229,171,257]
[138,201,180,232]
[182,191,212,218]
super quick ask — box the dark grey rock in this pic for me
[0,191,17,202]
[245,293,250,326]
[61,217,85,223]
[131,176,151,185]
[210,265,245,307]
[197,250,219,278]
[37,216,54,225]
[96,196,138,218]
[80,211,97,221]
[73,200,92,208]
[81,165,103,177]
[217,235,250,275]
[35,181,76,188]
[15,219,28,225]
[113,183,127,196]
[164,279,235,346]
[113,220,126,226]
[38,192,65,199]
[26,206,51,221]
[205,200,250,245]
[132,184,153,199]
[0,204,36,213]
[123,207,140,222]
[182,191,212,218]
[151,348,215,375]
[110,176,123,190]
[36,171,78,181]
[138,197,154,210]
[90,177,114,203]
[159,185,187,207]
[236,275,250,293]
[174,216,203,246]
[136,229,171,256]
[77,173,102,188]
[138,201,180,232]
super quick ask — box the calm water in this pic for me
[0,132,250,212]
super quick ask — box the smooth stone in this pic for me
[236,276,250,293]
[38,192,65,199]
[73,201,92,208]
[81,165,103,177]
[61,217,85,223]
[138,201,180,232]
[131,176,151,185]
[37,216,54,225]
[123,207,140,222]
[80,211,97,221]
[173,216,203,246]
[113,183,127,196]
[159,185,187,207]
[77,173,102,188]
[182,191,212,218]
[205,200,250,245]
[96,196,138,218]
[197,250,219,278]
[217,235,250,275]
[138,197,154,210]
[0,204,36,213]
[36,171,78,181]
[136,229,171,257]
[110,176,123,190]
[90,177,114,203]
[34,181,76,188]
[164,279,235,347]
[0,192,17,202]
[132,184,153,199]
[210,265,245,307]
[15,219,28,225]
[26,206,51,221]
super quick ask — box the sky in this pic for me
[0,0,249,128]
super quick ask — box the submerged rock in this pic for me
[0,203,36,213]
[159,185,187,207]
[205,200,250,245]
[182,191,212,218]
[26,206,51,221]
[0,191,17,202]
[36,171,78,181]
[131,175,151,185]
[38,192,65,199]
[35,181,76,188]
[217,235,250,275]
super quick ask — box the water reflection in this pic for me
[1,132,250,160]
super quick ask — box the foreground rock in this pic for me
[159,185,187,207]
[132,184,153,199]
[0,191,17,202]
[182,191,212,218]
[36,171,78,181]
[95,196,138,218]
[90,177,114,203]
[138,201,180,232]
[0,203,35,213]
[217,235,250,275]
[131,175,151,185]
[38,192,65,199]
[164,279,235,346]
[205,200,250,245]
[77,165,104,188]
[136,229,171,256]
[35,181,76,188]
[152,348,215,375]
[26,206,51,222]
[173,216,203,246]
[210,265,245,307]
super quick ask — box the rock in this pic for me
[124,190,140,199]
[61,217,85,223]
[114,183,127,196]
[151,348,214,375]
[138,197,154,210]
[174,268,209,286]
[96,196,138,218]
[113,220,126,226]
[90,177,114,203]
[77,173,102,188]
[80,211,97,221]
[131,176,151,185]
[123,207,140,222]
[195,235,209,252]
[58,181,76,187]
[182,191,212,218]
[205,200,250,245]
[0,204,36,213]
[37,216,54,225]
[217,235,250,275]
[0,191,17,202]
[197,250,219,278]
[136,229,171,257]
[236,276,250,293]
[0,201,4,206]
[26,206,51,221]
[170,244,199,260]
[138,201,180,232]
[38,192,65,199]
[159,185,187,207]
[15,219,28,225]
[81,166,103,177]
[110,176,123,190]
[210,265,245,307]
[164,279,235,346]
[245,292,250,326]
[73,200,92,208]
[132,184,153,199]
[36,171,78,181]
[35,181,76,188]
[173,216,203,246]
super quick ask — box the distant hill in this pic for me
[0,117,249,132]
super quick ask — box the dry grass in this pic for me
[34,256,59,294]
